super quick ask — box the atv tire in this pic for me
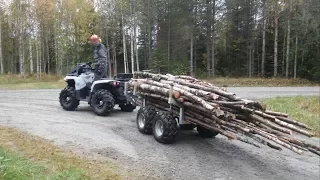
[59,86,79,111]
[91,89,115,116]
[197,126,219,138]
[136,106,156,134]
[153,111,178,144]
[120,104,136,112]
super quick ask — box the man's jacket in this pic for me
[93,43,109,77]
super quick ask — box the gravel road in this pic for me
[0,87,319,180]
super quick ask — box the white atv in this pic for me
[59,62,136,116]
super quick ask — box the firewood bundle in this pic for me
[129,72,319,156]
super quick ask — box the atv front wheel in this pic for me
[91,90,115,116]
[120,104,136,112]
[136,106,156,134]
[197,126,219,138]
[152,111,178,144]
[59,87,79,111]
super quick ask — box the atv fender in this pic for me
[64,76,87,90]
[90,80,117,93]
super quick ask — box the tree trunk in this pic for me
[285,1,292,78]
[294,36,298,79]
[261,1,266,77]
[148,0,152,68]
[274,12,278,77]
[249,45,252,78]
[206,0,211,76]
[113,45,117,75]
[19,32,25,76]
[121,13,128,73]
[167,0,171,72]
[36,36,40,78]
[0,13,3,74]
[282,29,286,76]
[29,39,33,74]
[211,0,215,77]
[18,0,25,77]
[190,33,194,76]
[134,0,139,72]
[131,29,135,73]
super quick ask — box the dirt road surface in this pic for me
[0,87,319,180]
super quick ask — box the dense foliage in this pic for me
[0,0,319,80]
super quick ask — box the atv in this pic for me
[59,62,136,116]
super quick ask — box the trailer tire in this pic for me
[197,126,219,138]
[137,106,156,134]
[153,111,178,144]
[59,86,79,111]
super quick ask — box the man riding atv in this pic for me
[90,34,109,81]
[58,34,136,116]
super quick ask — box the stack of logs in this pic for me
[129,72,319,156]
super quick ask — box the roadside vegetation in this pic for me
[208,77,316,87]
[0,126,122,180]
[263,96,320,136]
[0,74,64,89]
[0,74,316,90]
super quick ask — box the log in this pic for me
[160,80,220,100]
[276,116,311,130]
[239,106,313,137]
[130,81,181,98]
[248,114,293,135]
[265,110,289,117]
[250,128,303,154]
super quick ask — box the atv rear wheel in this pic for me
[197,126,219,138]
[59,86,79,111]
[152,111,178,144]
[120,103,136,112]
[136,106,156,134]
[91,89,115,116]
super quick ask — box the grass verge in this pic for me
[0,74,65,90]
[0,126,122,180]
[206,77,316,87]
[262,96,320,136]
[1,74,318,90]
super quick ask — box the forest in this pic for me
[0,0,319,81]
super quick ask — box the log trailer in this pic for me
[124,81,219,144]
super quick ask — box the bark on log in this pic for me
[276,116,311,130]
[265,110,289,117]
[248,114,293,135]
[239,106,313,137]
[160,80,220,100]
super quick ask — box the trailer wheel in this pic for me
[136,106,156,134]
[153,111,178,144]
[197,126,219,138]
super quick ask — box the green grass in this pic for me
[0,148,86,180]
[0,74,65,90]
[262,96,320,136]
[0,73,317,90]
[0,127,123,180]
[205,77,316,87]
